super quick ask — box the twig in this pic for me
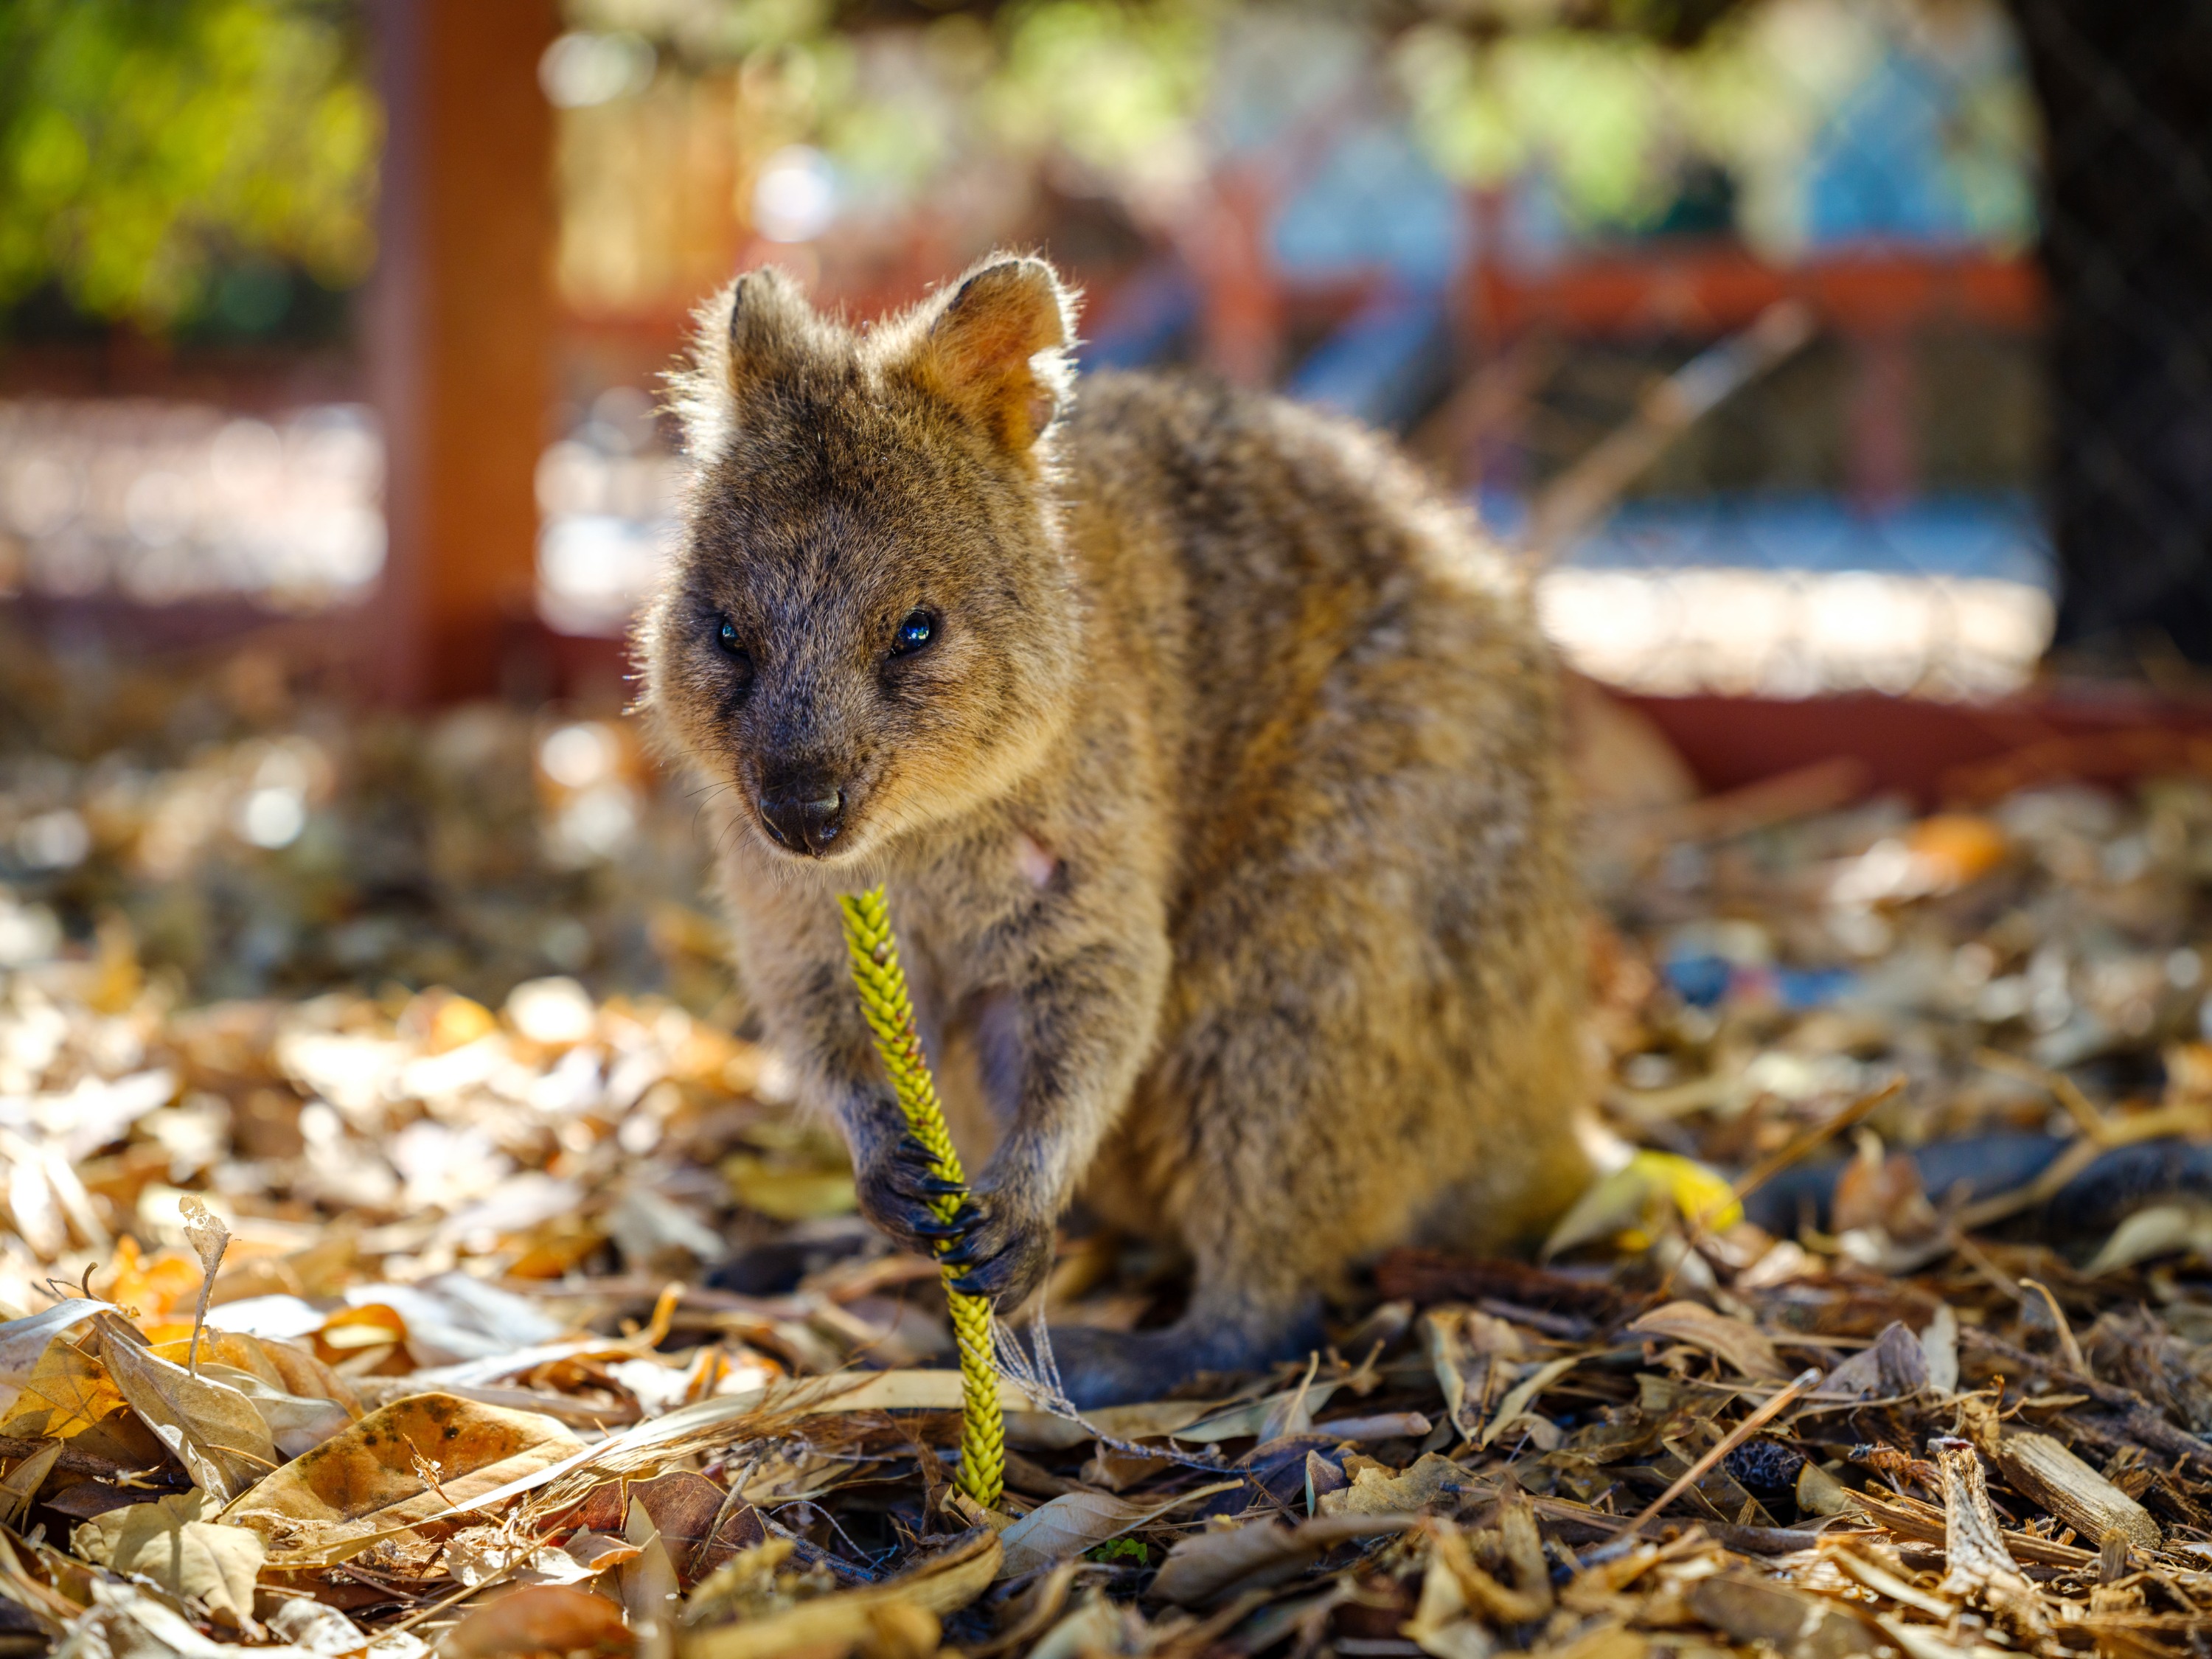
[1732,1079,1905,1204]
[1613,1367,1821,1538]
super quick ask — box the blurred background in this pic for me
[0,0,2206,1004]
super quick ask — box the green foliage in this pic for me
[1084,1536,1150,1564]
[0,0,379,327]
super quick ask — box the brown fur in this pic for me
[641,254,1591,1405]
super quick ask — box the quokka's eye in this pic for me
[715,616,754,681]
[890,608,937,658]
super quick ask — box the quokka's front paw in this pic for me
[936,1184,1054,1306]
[854,1133,979,1259]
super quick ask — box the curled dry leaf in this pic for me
[1025,1592,1147,1659]
[0,1301,111,1414]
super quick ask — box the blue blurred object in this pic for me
[1080,261,1199,371]
[1804,51,1983,246]
[1285,285,1452,431]
[1664,952,1733,1008]
[1662,953,1857,1011]
[1271,122,1466,285]
[1770,967,1860,1009]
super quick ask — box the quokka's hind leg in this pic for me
[1026,1296,1324,1410]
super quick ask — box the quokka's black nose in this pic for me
[758,784,846,854]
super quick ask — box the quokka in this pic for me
[642,253,1591,1405]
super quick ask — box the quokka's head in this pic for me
[642,254,1084,869]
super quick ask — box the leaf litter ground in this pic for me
[5,655,2212,1655]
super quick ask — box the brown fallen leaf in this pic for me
[1624,1301,1787,1381]
[69,1491,265,1624]
[441,1583,633,1658]
[228,1392,581,1559]
[1402,1524,1494,1659]
[1319,1453,1479,1517]
[0,1439,59,1524]
[1423,1307,1526,1442]
[94,1314,277,1502]
[177,1195,230,1377]
[1024,1591,1147,1659]
[1816,1321,1927,1399]
[0,1303,110,1415]
[196,1363,352,1459]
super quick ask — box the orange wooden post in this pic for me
[365,0,557,703]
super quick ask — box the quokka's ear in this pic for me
[672,266,828,458]
[908,256,1079,451]
[721,266,823,394]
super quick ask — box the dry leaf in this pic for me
[1423,1308,1524,1442]
[196,1363,352,1459]
[0,1301,111,1413]
[1624,1301,1787,1380]
[1026,1592,1145,1659]
[625,1498,681,1659]
[70,1491,265,1624]
[0,1439,60,1523]
[1402,1526,1494,1659]
[718,1154,858,1222]
[995,1481,1239,1579]
[1816,1321,1928,1399]
[1007,1396,1220,1451]
[229,1392,581,1557]
[1,1331,128,1441]
[1919,1304,1960,1393]
[1482,1356,1582,1448]
[1543,1151,1739,1258]
[1152,1514,1411,1607]
[2086,1201,2212,1275]
[1318,1453,1477,1517]
[1171,1385,1342,1444]
[94,1314,277,1502]
[441,1583,633,1658]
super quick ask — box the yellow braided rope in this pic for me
[838,885,1005,1510]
